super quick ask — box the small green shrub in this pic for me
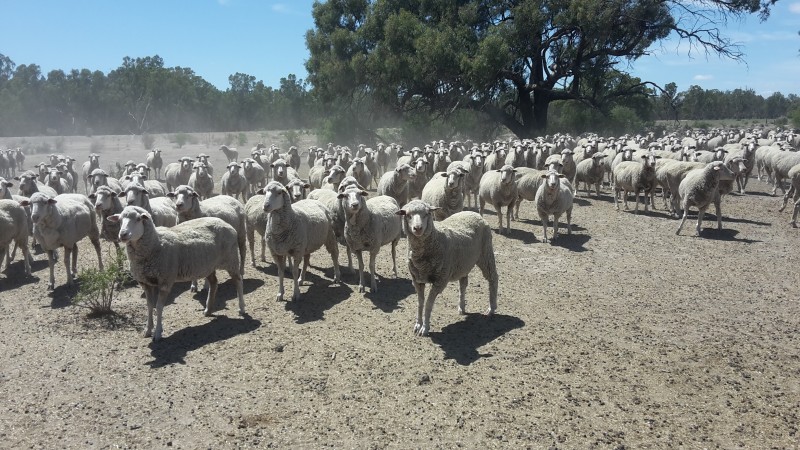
[173,133,189,148]
[141,133,155,150]
[74,248,132,317]
[109,162,126,179]
[33,141,52,154]
[237,132,248,147]
[223,133,235,146]
[54,136,66,152]
[281,130,300,148]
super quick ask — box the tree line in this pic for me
[0,52,798,143]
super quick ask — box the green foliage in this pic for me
[237,132,248,147]
[789,108,800,129]
[33,141,52,154]
[281,129,300,148]
[223,133,235,146]
[54,136,66,152]
[172,133,189,148]
[693,121,712,130]
[141,133,155,149]
[73,248,132,316]
[90,139,103,153]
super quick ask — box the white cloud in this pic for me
[789,3,800,14]
[693,74,714,81]
[272,3,289,13]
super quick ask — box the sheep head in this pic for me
[396,200,439,238]
[110,206,151,244]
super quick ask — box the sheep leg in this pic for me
[71,243,79,280]
[299,254,310,285]
[695,206,707,236]
[676,207,689,236]
[274,254,286,301]
[594,181,601,198]
[495,205,504,234]
[152,286,171,341]
[63,245,74,286]
[552,213,560,240]
[142,285,158,338]
[791,197,800,227]
[355,251,366,293]
[566,207,573,235]
[613,187,620,210]
[390,239,398,278]
[369,250,378,293]
[247,227,257,267]
[324,233,341,283]
[203,272,218,316]
[91,235,103,271]
[260,235,267,263]
[779,186,794,212]
[418,283,445,337]
[714,198,723,231]
[540,214,549,243]
[413,282,426,334]
[513,197,522,220]
[458,276,468,314]
[46,250,56,289]
[290,255,301,301]
[505,205,513,234]
[19,238,31,276]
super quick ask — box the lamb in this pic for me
[478,164,518,234]
[676,161,736,236]
[81,153,100,193]
[109,206,245,341]
[123,183,178,228]
[377,163,416,208]
[88,185,125,247]
[778,163,800,227]
[396,199,498,336]
[164,157,195,191]
[346,158,373,191]
[15,171,58,198]
[0,199,32,277]
[219,145,239,163]
[241,158,267,194]
[612,152,660,213]
[421,167,467,221]
[220,162,249,201]
[261,181,342,301]
[88,168,123,195]
[20,192,103,289]
[168,185,246,291]
[534,170,575,242]
[573,153,606,197]
[146,148,163,179]
[188,163,215,200]
[338,188,402,293]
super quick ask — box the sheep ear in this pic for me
[396,209,407,216]
[558,174,567,178]
[191,191,199,198]
[540,174,548,179]
[47,198,57,204]
[337,192,347,199]
[19,199,30,207]
[166,192,176,198]
[256,188,265,195]
[440,172,448,177]
[303,183,311,189]
[140,212,151,222]
[88,193,96,200]
[360,190,368,197]
[107,214,120,223]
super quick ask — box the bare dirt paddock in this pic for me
[1,135,798,448]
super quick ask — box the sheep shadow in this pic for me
[193,278,265,314]
[146,315,261,368]
[548,233,591,251]
[283,280,354,324]
[49,282,81,308]
[505,226,539,244]
[697,228,761,243]
[364,276,415,313]
[1,259,46,290]
[429,314,525,366]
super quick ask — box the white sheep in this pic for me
[81,153,100,193]
[261,181,342,301]
[654,159,705,216]
[478,164,518,234]
[220,162,248,201]
[195,154,214,177]
[44,167,70,194]
[534,170,575,242]
[121,172,168,198]
[219,145,239,163]
[241,158,267,195]
[0,199,32,277]
[449,152,484,208]
[320,165,347,191]
[270,158,300,187]
[573,153,606,197]
[88,168,123,195]
[109,206,245,341]
[676,161,736,236]
[169,186,246,287]
[778,163,800,227]
[396,200,498,336]
[612,152,660,213]
[15,171,58,198]
[20,192,103,289]
[337,188,402,293]
[146,148,163,180]
[88,185,125,247]
[768,148,800,196]
[421,167,467,221]
[164,157,195,191]
[283,146,301,171]
[512,167,549,219]
[377,163,416,207]
[407,157,430,200]
[123,183,178,228]
[188,163,214,200]
[346,157,373,191]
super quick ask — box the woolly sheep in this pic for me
[220,162,249,201]
[195,154,214,177]
[306,186,354,273]
[676,161,736,236]
[449,152,484,208]
[146,148,163,179]
[478,164,518,234]
[654,159,705,216]
[768,149,800,196]
[89,168,123,195]
[164,157,195,191]
[346,158,373,191]
[421,167,467,221]
[123,183,178,228]
[88,185,124,247]
[407,157,430,200]
[535,170,575,242]
[109,206,245,341]
[483,147,507,172]
[512,167,549,219]
[612,152,660,213]
[121,172,168,198]
[81,153,100,193]
[188,163,214,200]
[320,165,347,192]
[284,146,301,171]
[15,171,58,198]
[270,158,300,187]
[396,200,498,336]
[573,153,606,197]
[261,181,342,301]
[0,199,32,277]
[778,163,800,227]
[338,188,402,293]
[219,145,239,163]
[241,158,267,194]
[377,163,416,207]
[20,192,103,289]
[44,168,70,194]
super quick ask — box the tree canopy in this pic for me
[305,0,776,138]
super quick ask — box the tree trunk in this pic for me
[529,90,550,137]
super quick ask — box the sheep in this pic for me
[13,148,24,171]
[123,183,178,228]
[164,157,195,191]
[320,165,347,192]
[261,181,342,301]
[195,153,214,177]
[284,146,301,171]
[0,199,32,277]
[478,164,518,234]
[504,144,527,168]
[120,172,168,198]
[241,158,267,194]
[535,170,575,242]
[407,157,430,200]
[109,206,245,341]
[432,150,451,174]
[346,157,373,191]
[421,167,467,221]
[244,192,270,267]
[768,149,800,196]
[612,152,660,213]
[88,168,123,195]
[219,162,248,201]
[654,160,705,216]
[718,156,748,198]
[676,161,736,236]
[88,185,124,247]
[270,158,300,187]
[362,149,380,188]
[573,153,606,197]
[559,149,577,183]
[306,184,355,273]
[219,145,239,163]
[337,188,402,293]
[188,163,214,200]
[34,162,49,183]
[396,199,498,336]
[483,147,507,172]
[778,163,800,227]
[14,171,58,198]
[377,163,416,207]
[20,192,103,289]
[308,157,338,189]
[692,147,727,164]
[512,167,549,219]
[449,152,484,208]
[285,178,311,203]
[81,153,100,193]
[146,148,163,180]
[44,168,70,194]
[168,185,246,291]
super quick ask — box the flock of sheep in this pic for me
[1,127,799,341]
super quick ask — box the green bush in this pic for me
[141,133,155,149]
[790,108,800,129]
[237,132,248,147]
[223,133,235,146]
[33,141,52,155]
[73,248,132,317]
[54,136,66,152]
[281,129,300,148]
[90,139,103,153]
[173,133,189,148]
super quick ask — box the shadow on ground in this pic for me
[429,313,525,366]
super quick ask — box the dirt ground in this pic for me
[1,133,798,448]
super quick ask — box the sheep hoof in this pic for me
[415,324,430,337]
[485,307,495,316]
[47,283,55,290]
[358,285,366,294]
[276,294,284,302]
[458,307,465,315]
[790,222,797,228]
[203,309,212,317]
[143,329,152,338]
[190,285,198,293]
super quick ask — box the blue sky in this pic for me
[3,0,799,96]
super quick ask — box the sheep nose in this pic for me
[412,225,422,233]
[119,231,130,242]
[31,214,40,222]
